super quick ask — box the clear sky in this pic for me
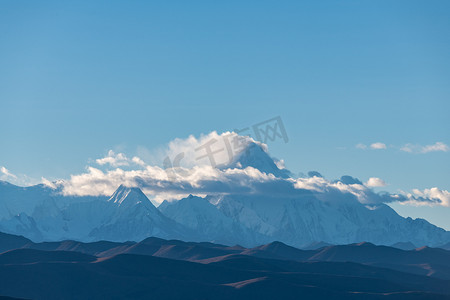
[1,1,449,228]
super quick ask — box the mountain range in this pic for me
[0,142,449,248]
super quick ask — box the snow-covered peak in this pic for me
[108,185,150,207]
[225,142,291,178]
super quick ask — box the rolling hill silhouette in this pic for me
[0,231,450,299]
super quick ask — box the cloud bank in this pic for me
[96,150,146,167]
[400,142,449,154]
[404,188,450,207]
[45,132,450,207]
[356,141,449,154]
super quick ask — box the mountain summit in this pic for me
[108,185,150,207]
[226,142,291,178]
[89,185,189,242]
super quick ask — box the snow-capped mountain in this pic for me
[0,141,449,247]
[88,185,190,242]
[212,193,450,247]
[159,185,449,248]
[159,194,265,246]
[0,182,190,242]
[0,180,108,241]
[225,142,291,178]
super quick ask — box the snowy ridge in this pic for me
[0,141,449,247]
[225,142,291,178]
[0,180,449,247]
[108,185,149,206]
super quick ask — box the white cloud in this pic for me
[365,177,387,188]
[356,141,448,154]
[356,143,386,150]
[403,188,450,207]
[400,144,414,153]
[95,150,149,168]
[131,156,146,166]
[59,162,449,206]
[370,142,387,150]
[0,166,17,179]
[60,164,278,203]
[163,131,256,169]
[293,176,396,205]
[96,150,130,167]
[54,132,264,202]
[421,142,449,153]
[400,142,449,154]
[54,132,449,207]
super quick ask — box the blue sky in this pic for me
[1,1,449,228]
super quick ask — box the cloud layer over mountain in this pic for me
[53,132,450,207]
